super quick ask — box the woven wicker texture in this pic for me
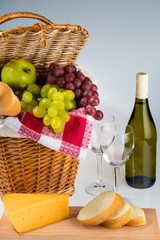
[0,137,79,196]
[0,12,89,68]
[0,12,89,196]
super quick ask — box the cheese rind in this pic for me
[3,193,69,233]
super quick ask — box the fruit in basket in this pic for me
[22,91,33,103]
[19,82,74,133]
[10,60,103,132]
[0,82,21,116]
[39,87,75,132]
[1,58,36,90]
[41,62,104,120]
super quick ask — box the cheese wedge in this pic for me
[3,193,69,233]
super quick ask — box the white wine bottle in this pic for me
[125,72,157,188]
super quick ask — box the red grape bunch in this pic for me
[46,62,103,120]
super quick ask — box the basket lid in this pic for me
[0,12,89,68]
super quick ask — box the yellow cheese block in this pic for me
[3,193,69,233]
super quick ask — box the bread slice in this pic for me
[102,201,134,229]
[77,191,124,226]
[126,205,146,226]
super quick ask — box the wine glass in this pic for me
[100,124,134,195]
[85,115,115,196]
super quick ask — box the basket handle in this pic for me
[0,11,54,26]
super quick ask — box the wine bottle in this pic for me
[125,72,157,189]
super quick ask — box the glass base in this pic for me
[85,182,113,196]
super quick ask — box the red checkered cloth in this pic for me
[4,107,93,160]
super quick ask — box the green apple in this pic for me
[1,58,37,90]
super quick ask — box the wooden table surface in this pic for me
[0,207,159,240]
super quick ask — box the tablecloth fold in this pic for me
[4,107,93,160]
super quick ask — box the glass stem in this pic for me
[114,167,120,192]
[96,153,103,186]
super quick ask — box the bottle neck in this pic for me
[135,98,148,104]
[136,72,148,99]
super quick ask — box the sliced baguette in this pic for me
[102,200,134,229]
[77,191,124,226]
[126,205,146,226]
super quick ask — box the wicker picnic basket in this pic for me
[0,12,89,196]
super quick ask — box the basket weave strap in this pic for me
[0,12,54,26]
[0,11,89,35]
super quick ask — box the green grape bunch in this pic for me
[20,83,75,133]
[15,62,104,133]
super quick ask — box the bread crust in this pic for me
[77,191,124,225]
[102,201,134,229]
[126,205,146,226]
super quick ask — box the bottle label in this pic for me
[136,72,148,99]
